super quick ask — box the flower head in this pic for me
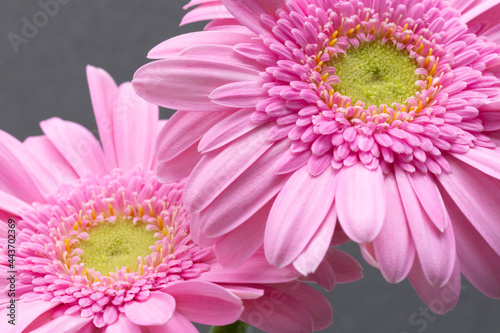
[134,0,500,313]
[0,66,362,332]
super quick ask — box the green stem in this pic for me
[210,321,250,333]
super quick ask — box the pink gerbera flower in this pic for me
[0,66,362,333]
[134,0,500,313]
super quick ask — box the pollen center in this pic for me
[79,218,157,274]
[329,41,419,107]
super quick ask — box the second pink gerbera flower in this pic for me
[134,0,500,313]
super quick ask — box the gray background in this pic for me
[1,1,499,332]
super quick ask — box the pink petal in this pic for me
[460,0,500,23]
[210,81,267,108]
[201,251,300,283]
[156,143,201,184]
[180,45,259,69]
[184,123,273,213]
[221,0,286,35]
[326,247,364,284]
[86,65,118,170]
[149,312,198,333]
[373,172,415,283]
[266,166,337,268]
[156,110,233,162]
[181,2,233,25]
[437,156,500,256]
[124,292,175,326]
[447,0,475,12]
[451,146,500,180]
[148,31,253,59]
[0,189,32,216]
[192,139,289,239]
[24,136,78,185]
[113,82,158,173]
[133,59,260,112]
[336,164,387,243]
[240,285,315,333]
[292,205,337,275]
[102,314,141,333]
[40,118,106,177]
[0,131,45,203]
[268,283,333,331]
[307,260,336,291]
[214,200,271,268]
[199,108,261,153]
[408,258,461,315]
[221,286,264,300]
[30,314,92,333]
[0,300,57,333]
[440,187,500,298]
[396,167,456,287]
[407,171,450,232]
[162,280,243,326]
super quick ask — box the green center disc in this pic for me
[329,41,419,106]
[79,219,157,274]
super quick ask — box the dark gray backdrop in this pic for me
[1,1,499,332]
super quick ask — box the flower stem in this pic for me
[210,321,249,333]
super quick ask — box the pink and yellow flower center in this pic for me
[15,169,211,326]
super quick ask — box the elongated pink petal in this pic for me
[156,110,233,162]
[408,172,450,232]
[124,292,175,326]
[266,166,337,268]
[157,143,202,184]
[201,252,300,283]
[182,2,233,25]
[210,81,267,108]
[307,260,336,291]
[40,118,106,177]
[0,189,31,216]
[293,204,336,275]
[268,283,333,331]
[373,172,415,284]
[447,0,475,12]
[113,83,158,173]
[193,139,289,239]
[102,314,141,333]
[180,45,259,69]
[0,300,57,333]
[221,0,286,35]
[336,164,386,243]
[438,156,500,256]
[396,167,456,287]
[222,286,264,300]
[408,258,461,315]
[184,123,273,213]
[439,185,500,298]
[24,136,78,184]
[149,312,198,333]
[326,247,364,284]
[86,65,118,170]
[133,59,260,112]
[148,31,253,59]
[451,146,500,180]
[215,200,271,268]
[31,315,92,333]
[162,281,243,326]
[0,131,45,203]
[199,108,261,153]
[460,0,500,23]
[240,285,314,333]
